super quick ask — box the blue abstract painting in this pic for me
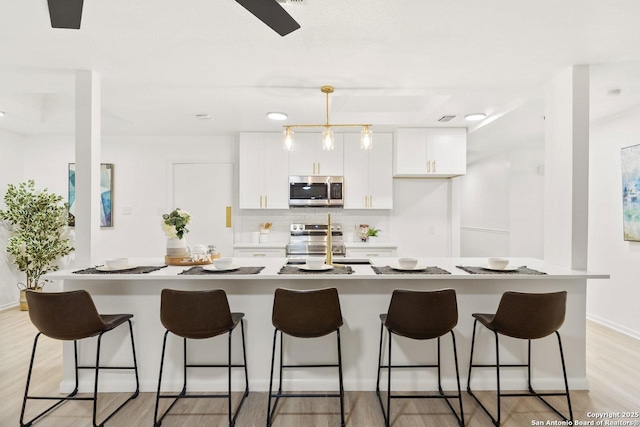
[622,144,640,241]
[68,163,113,227]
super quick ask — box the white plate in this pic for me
[202,264,240,272]
[96,264,138,272]
[298,264,333,271]
[389,264,427,271]
[480,265,519,272]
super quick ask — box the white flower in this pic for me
[161,221,178,238]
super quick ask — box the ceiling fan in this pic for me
[46,0,300,36]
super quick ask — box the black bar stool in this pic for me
[153,289,249,427]
[376,289,464,427]
[266,287,345,427]
[20,289,139,427]
[467,290,573,426]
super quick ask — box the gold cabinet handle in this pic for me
[265,195,268,208]
[260,195,263,208]
[253,253,267,257]
[313,162,316,174]
[364,195,368,207]
[318,163,321,175]
[427,160,431,173]
[226,206,232,228]
[369,195,372,207]
[433,160,436,173]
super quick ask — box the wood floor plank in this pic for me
[2,306,639,427]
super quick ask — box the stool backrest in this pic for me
[492,291,567,339]
[26,290,106,340]
[385,289,458,339]
[272,287,343,338]
[160,289,234,339]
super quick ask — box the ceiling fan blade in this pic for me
[235,0,300,36]
[47,0,84,29]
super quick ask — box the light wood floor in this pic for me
[2,307,639,427]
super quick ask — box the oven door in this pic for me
[289,177,329,206]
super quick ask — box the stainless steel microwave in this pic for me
[289,176,344,207]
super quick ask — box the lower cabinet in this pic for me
[234,248,286,258]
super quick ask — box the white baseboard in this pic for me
[587,313,640,340]
[0,301,19,312]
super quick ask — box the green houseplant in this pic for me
[0,180,74,310]
[366,227,381,242]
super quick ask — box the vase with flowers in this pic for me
[162,208,191,258]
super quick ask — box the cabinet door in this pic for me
[393,128,428,176]
[427,128,467,176]
[262,133,290,209]
[343,134,369,209]
[369,133,393,209]
[315,133,344,176]
[239,133,264,209]
[288,133,317,175]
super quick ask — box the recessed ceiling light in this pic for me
[0,111,5,117]
[267,112,288,121]
[195,114,212,120]
[465,113,486,121]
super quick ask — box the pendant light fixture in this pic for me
[283,85,372,151]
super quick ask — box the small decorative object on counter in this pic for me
[359,224,369,242]
[367,227,381,243]
[162,208,204,265]
[207,244,221,260]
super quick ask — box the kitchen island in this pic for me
[44,257,607,394]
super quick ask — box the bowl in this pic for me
[106,258,128,269]
[305,257,325,269]
[213,257,233,270]
[488,257,509,270]
[398,257,418,269]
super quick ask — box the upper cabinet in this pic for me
[343,133,393,209]
[393,128,467,178]
[239,133,289,209]
[288,133,344,176]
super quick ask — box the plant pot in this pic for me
[19,287,42,311]
[166,237,187,257]
[368,236,378,243]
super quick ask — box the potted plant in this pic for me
[0,180,74,310]
[367,227,381,243]
[162,208,191,259]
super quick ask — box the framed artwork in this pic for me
[621,144,640,241]
[68,163,114,227]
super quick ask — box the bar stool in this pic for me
[153,289,249,427]
[376,289,464,427]
[20,289,139,427]
[467,291,573,426]
[266,287,345,427]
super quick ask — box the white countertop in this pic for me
[45,257,609,281]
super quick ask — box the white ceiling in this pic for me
[2,0,640,161]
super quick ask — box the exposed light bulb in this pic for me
[283,128,294,151]
[360,126,372,150]
[322,128,334,150]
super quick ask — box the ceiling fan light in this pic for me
[465,113,487,121]
[360,126,372,150]
[283,128,295,151]
[322,128,335,150]
[268,112,288,120]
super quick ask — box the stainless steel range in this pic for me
[286,223,346,257]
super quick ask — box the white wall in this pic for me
[587,108,640,339]
[459,149,544,258]
[22,134,237,261]
[0,130,25,309]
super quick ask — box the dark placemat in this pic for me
[179,266,265,275]
[278,266,354,275]
[456,265,547,275]
[372,266,451,275]
[73,265,168,274]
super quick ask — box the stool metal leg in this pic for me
[266,328,278,427]
[451,331,465,427]
[375,322,388,426]
[337,329,345,427]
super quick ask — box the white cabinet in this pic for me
[234,248,286,257]
[288,133,344,176]
[394,128,466,177]
[344,133,393,209]
[239,133,289,209]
